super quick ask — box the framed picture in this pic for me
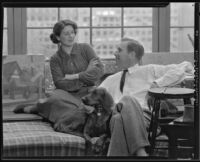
[2,55,45,105]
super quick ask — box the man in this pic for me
[99,38,194,156]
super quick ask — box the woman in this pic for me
[14,19,104,136]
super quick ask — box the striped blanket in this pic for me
[3,119,168,158]
[3,121,85,157]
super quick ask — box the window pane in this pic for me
[170,28,194,52]
[60,8,90,27]
[27,29,57,59]
[171,3,194,26]
[93,28,121,58]
[124,28,152,52]
[3,29,8,55]
[27,8,58,27]
[4,8,7,28]
[76,29,90,44]
[124,8,152,26]
[92,8,121,27]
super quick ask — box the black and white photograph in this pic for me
[1,1,199,160]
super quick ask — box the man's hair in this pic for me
[121,37,144,61]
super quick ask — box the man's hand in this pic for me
[91,137,99,145]
[150,81,159,88]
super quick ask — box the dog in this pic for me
[81,87,115,156]
[14,87,120,155]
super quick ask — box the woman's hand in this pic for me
[87,58,101,69]
[64,74,79,80]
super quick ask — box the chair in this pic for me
[147,87,194,158]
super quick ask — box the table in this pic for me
[147,87,194,155]
[161,118,194,159]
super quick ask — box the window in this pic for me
[170,3,194,52]
[26,7,153,59]
[3,8,8,55]
[2,4,195,57]
[27,8,58,58]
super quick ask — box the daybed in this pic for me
[2,52,194,158]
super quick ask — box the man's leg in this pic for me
[108,95,150,156]
[108,113,130,156]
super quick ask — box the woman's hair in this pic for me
[121,37,144,61]
[50,19,78,44]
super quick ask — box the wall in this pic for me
[141,52,194,65]
[102,52,194,74]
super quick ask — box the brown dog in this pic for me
[81,87,114,156]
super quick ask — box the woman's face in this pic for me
[57,25,76,47]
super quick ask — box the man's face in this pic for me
[114,41,132,69]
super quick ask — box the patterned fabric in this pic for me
[3,121,85,157]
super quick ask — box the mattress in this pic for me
[3,121,86,157]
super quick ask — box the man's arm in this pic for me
[152,61,194,87]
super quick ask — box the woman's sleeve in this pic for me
[78,44,104,85]
[50,56,82,91]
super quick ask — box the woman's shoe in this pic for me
[13,103,34,113]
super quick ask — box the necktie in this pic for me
[120,69,128,93]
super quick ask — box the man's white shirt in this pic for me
[99,61,194,110]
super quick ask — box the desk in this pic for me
[161,118,194,159]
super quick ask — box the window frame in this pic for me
[4,4,194,56]
[169,3,195,52]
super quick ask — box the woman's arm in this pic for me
[50,55,83,92]
[78,44,104,85]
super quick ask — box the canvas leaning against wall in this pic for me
[2,55,45,105]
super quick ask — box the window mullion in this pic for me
[13,8,26,55]
[121,7,124,38]
[21,8,27,54]
[158,5,170,52]
[90,8,92,46]
[152,7,159,52]
[7,8,14,55]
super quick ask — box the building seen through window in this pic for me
[2,3,195,57]
[170,3,194,52]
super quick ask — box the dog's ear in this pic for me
[88,86,97,93]
[99,88,114,111]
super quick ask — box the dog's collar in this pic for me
[94,104,112,116]
[95,104,103,116]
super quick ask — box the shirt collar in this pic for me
[127,64,139,74]
[58,43,79,58]
[70,43,79,55]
